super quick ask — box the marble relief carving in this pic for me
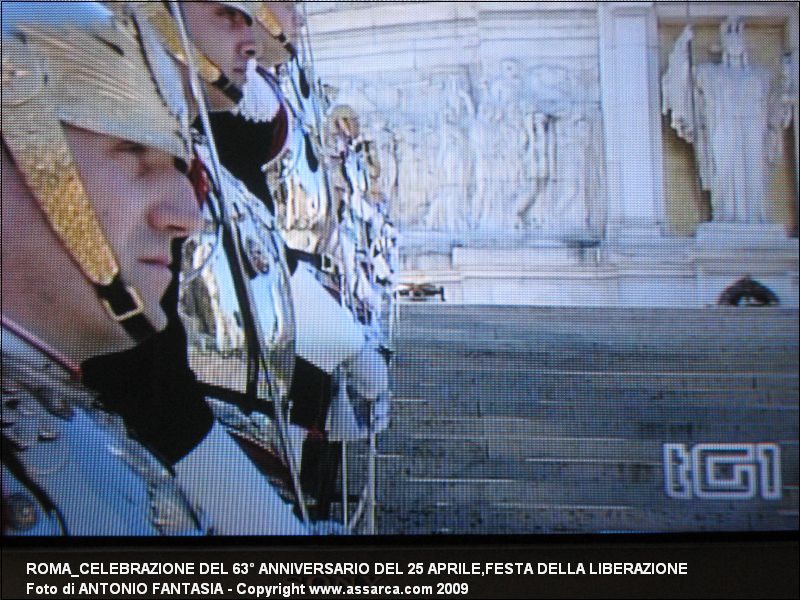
[516,66,603,235]
[330,59,604,238]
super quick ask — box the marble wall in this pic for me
[306,2,605,240]
[303,2,799,307]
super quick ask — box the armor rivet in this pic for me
[5,494,39,531]
[38,428,58,442]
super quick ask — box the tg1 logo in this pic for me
[663,443,782,500]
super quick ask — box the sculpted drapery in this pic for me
[662,18,792,225]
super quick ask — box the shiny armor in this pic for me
[1,327,209,536]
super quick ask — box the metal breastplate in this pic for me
[180,156,295,403]
[1,327,208,536]
[269,124,335,256]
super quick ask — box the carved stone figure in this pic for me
[517,110,556,227]
[363,59,603,236]
[662,18,793,224]
[473,60,529,231]
[548,111,596,231]
[470,78,498,227]
[426,104,470,231]
[425,73,474,232]
[517,108,598,234]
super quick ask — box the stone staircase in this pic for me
[346,305,799,534]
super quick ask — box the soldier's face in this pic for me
[181,2,259,110]
[65,127,202,343]
[3,127,201,360]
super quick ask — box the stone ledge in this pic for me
[695,223,796,249]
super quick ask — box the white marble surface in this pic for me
[304,2,798,307]
[307,2,605,238]
[663,19,793,225]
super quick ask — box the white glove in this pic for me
[174,423,309,535]
[325,345,392,438]
[345,344,389,401]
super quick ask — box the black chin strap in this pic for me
[95,275,157,343]
[212,74,243,103]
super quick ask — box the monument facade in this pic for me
[304,2,799,307]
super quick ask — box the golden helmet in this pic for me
[1,1,191,337]
[115,1,298,105]
[225,1,300,64]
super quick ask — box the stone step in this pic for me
[373,431,798,488]
[395,350,799,372]
[396,321,800,343]
[346,441,798,495]
[396,305,799,331]
[393,380,799,400]
[396,331,800,352]
[395,321,798,363]
[397,332,798,357]
[371,306,799,533]
[397,324,800,341]
[366,502,799,535]
[367,478,670,507]
[378,409,800,442]
[390,387,799,416]
[343,446,798,491]
[396,304,800,318]
[366,429,799,464]
[336,475,799,516]
[393,351,798,377]
[390,383,799,408]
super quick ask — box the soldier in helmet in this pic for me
[79,0,328,526]
[86,0,386,528]
[178,1,392,521]
[1,1,307,535]
[176,0,371,518]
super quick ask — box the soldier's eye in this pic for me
[115,141,147,156]
[215,6,247,26]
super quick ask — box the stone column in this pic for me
[790,7,799,232]
[598,2,666,243]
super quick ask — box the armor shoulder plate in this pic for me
[2,327,209,536]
